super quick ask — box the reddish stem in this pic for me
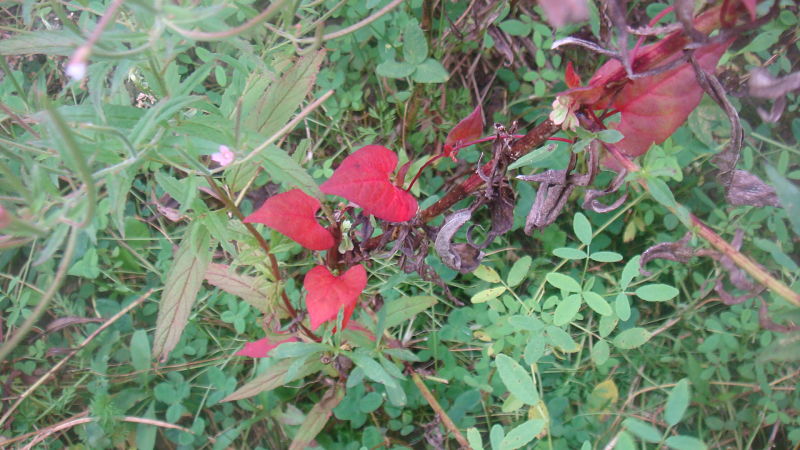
[633,5,675,58]
[405,154,443,193]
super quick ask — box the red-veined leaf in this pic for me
[444,105,484,159]
[608,40,731,157]
[320,145,417,222]
[565,61,582,89]
[244,189,334,250]
[304,264,367,330]
[236,336,299,358]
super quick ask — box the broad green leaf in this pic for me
[615,431,637,450]
[376,59,415,78]
[620,255,641,290]
[261,145,323,199]
[244,50,325,137]
[467,428,485,450]
[587,379,619,412]
[471,286,507,303]
[130,330,151,373]
[647,177,677,209]
[524,336,545,364]
[597,129,624,143]
[474,265,502,283]
[499,419,544,450]
[382,295,438,329]
[665,435,707,450]
[507,256,532,287]
[495,354,539,405]
[613,327,652,350]
[545,325,580,352]
[498,19,531,36]
[204,263,270,313]
[545,273,582,292]
[664,379,691,427]
[222,358,324,402]
[270,342,331,359]
[553,247,588,260]
[0,30,81,55]
[348,352,399,389]
[623,417,662,443]
[757,330,800,363]
[590,251,623,262]
[288,386,344,450]
[615,293,631,321]
[635,284,679,302]
[135,402,157,450]
[766,165,800,235]
[508,145,554,170]
[591,339,610,366]
[403,20,428,65]
[152,224,212,361]
[583,291,613,316]
[553,294,582,326]
[573,212,593,246]
[412,58,449,83]
[490,424,505,450]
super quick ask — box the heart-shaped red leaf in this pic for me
[304,264,367,330]
[320,145,417,222]
[244,189,334,250]
[608,40,730,157]
[444,106,484,159]
[235,336,298,358]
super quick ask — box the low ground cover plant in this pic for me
[0,0,798,448]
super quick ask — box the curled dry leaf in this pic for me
[244,189,334,251]
[640,232,695,276]
[725,170,780,207]
[434,208,485,273]
[583,170,628,213]
[748,68,800,99]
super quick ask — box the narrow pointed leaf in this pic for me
[222,358,324,402]
[288,385,345,450]
[204,263,270,313]
[244,189,334,251]
[320,145,418,222]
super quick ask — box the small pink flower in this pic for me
[211,145,235,167]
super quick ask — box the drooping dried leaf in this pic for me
[748,68,800,99]
[726,170,780,207]
[288,385,345,450]
[640,233,695,276]
[244,189,334,251]
[44,317,103,335]
[434,209,485,273]
[205,263,271,313]
[320,145,418,222]
[304,264,367,330]
[444,106,484,159]
[583,170,628,213]
[153,225,212,362]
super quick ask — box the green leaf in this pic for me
[474,265,502,283]
[553,294,582,326]
[545,273,582,292]
[260,145,323,199]
[620,256,641,290]
[613,327,652,350]
[591,340,610,365]
[546,325,580,352]
[471,286,507,303]
[573,212,593,246]
[498,19,531,36]
[288,385,344,450]
[623,417,662,443]
[467,427,485,450]
[130,330,151,373]
[0,30,81,56]
[403,20,428,65]
[152,223,212,362]
[553,247,588,260]
[615,293,631,321]
[495,354,539,405]
[490,424,505,450]
[597,129,624,143]
[590,251,623,263]
[646,177,677,208]
[412,58,449,83]
[766,165,800,235]
[583,291,613,316]
[507,256,532,287]
[635,284,680,302]
[664,379,691,427]
[243,50,325,137]
[348,352,399,389]
[508,145,554,170]
[270,342,330,359]
[615,431,637,450]
[665,435,707,450]
[499,419,544,450]
[204,263,271,313]
[376,59,415,78]
[223,358,324,402]
[382,295,438,329]
[524,336,545,364]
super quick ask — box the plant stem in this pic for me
[408,366,471,448]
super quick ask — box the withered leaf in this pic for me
[725,170,780,207]
[434,209,485,273]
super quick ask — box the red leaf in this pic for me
[244,189,334,251]
[304,264,367,330]
[236,336,298,358]
[320,145,417,222]
[564,62,582,89]
[444,105,484,159]
[607,40,731,157]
